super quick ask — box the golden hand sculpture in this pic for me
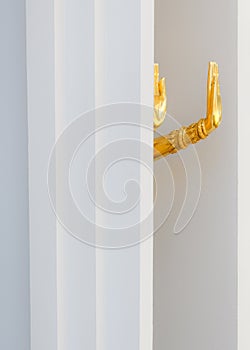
[154,63,167,128]
[154,62,222,160]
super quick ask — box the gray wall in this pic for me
[154,0,237,349]
[0,1,30,349]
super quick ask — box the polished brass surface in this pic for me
[154,62,222,160]
[154,63,167,128]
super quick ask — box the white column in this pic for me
[27,0,97,348]
[54,0,96,349]
[27,0,154,349]
[94,1,153,350]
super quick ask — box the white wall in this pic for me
[238,1,250,349]
[0,1,30,349]
[154,1,237,349]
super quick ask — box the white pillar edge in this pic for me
[238,1,250,349]
[140,1,154,350]
[54,0,64,348]
[94,1,154,350]
[26,0,58,349]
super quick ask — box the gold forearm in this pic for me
[154,118,208,160]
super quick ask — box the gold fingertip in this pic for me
[154,63,159,76]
